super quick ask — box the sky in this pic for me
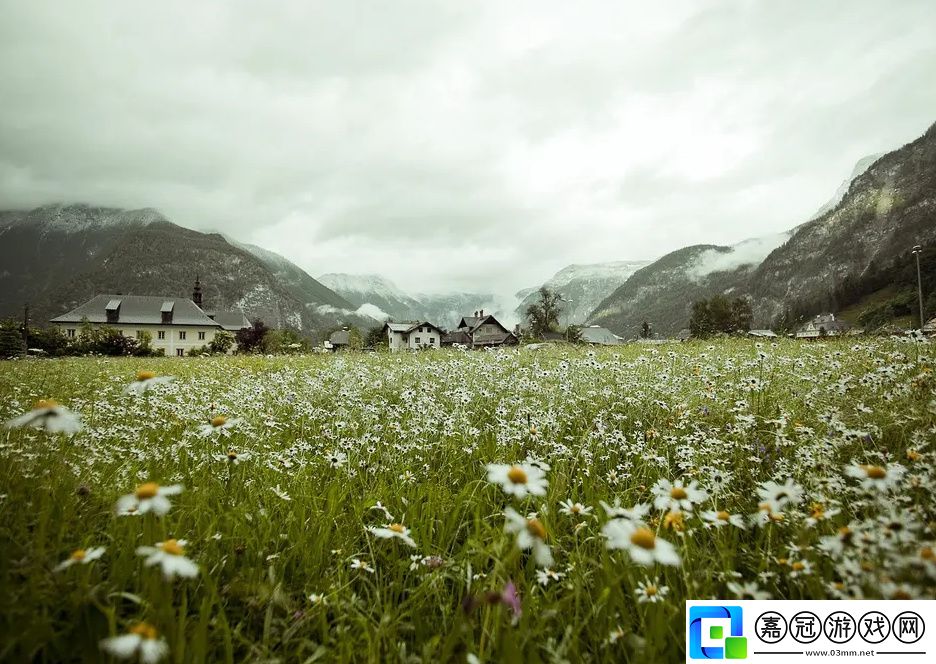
[1,1,935,297]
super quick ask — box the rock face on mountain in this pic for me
[587,235,789,337]
[319,273,502,330]
[0,204,372,338]
[515,261,649,326]
[749,123,936,325]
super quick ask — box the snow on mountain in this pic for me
[516,260,651,325]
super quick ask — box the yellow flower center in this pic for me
[530,425,537,434]
[716,510,730,521]
[860,561,874,572]
[33,399,58,410]
[227,451,238,461]
[129,623,159,640]
[629,527,656,550]
[907,450,921,461]
[526,518,547,540]
[892,590,912,600]
[506,466,528,484]
[70,549,87,561]
[791,561,805,572]
[570,504,581,514]
[211,415,228,428]
[136,371,156,382]
[862,465,887,479]
[670,487,688,500]
[388,523,406,534]
[921,546,934,561]
[758,502,772,512]
[159,539,185,556]
[777,558,788,566]
[664,511,684,530]
[645,585,658,596]
[135,482,160,499]
[839,527,853,542]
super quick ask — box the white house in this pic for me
[382,321,443,352]
[49,280,250,356]
[795,313,851,339]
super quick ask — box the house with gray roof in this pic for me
[49,279,250,356]
[382,321,443,352]
[580,325,623,345]
[795,313,851,339]
[442,310,518,349]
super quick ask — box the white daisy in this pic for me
[100,623,169,663]
[845,463,905,491]
[4,399,82,435]
[55,546,105,571]
[651,478,708,513]
[350,558,375,573]
[123,371,174,395]
[196,415,242,436]
[503,507,554,567]
[602,520,680,566]
[135,539,199,580]
[115,482,183,517]
[600,500,651,522]
[756,479,803,513]
[635,579,669,603]
[367,523,417,547]
[486,463,548,499]
[559,500,593,517]
[219,450,251,464]
[534,567,564,586]
[701,509,747,529]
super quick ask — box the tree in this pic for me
[689,296,753,337]
[347,327,364,351]
[236,319,269,353]
[564,324,583,344]
[365,325,388,350]
[261,328,307,354]
[640,321,652,339]
[526,287,563,337]
[209,330,235,354]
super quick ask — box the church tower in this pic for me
[192,275,203,307]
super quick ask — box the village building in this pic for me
[924,317,936,335]
[324,328,351,351]
[442,310,518,349]
[795,313,851,339]
[49,279,249,356]
[382,321,443,352]
[748,329,778,338]
[580,325,624,345]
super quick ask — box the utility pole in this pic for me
[22,303,29,355]
[912,245,924,330]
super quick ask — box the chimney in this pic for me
[474,310,478,317]
[480,309,484,317]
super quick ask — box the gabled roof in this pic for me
[580,326,623,345]
[458,314,509,334]
[383,321,443,334]
[205,309,251,331]
[329,329,351,345]
[50,294,222,327]
[748,329,778,337]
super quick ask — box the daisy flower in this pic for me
[727,580,772,600]
[602,520,680,566]
[535,568,564,586]
[503,507,554,567]
[651,478,708,513]
[701,509,747,529]
[367,523,417,547]
[559,500,593,518]
[350,558,375,573]
[136,539,199,580]
[635,579,669,603]
[486,463,548,499]
[271,485,292,501]
[196,415,241,436]
[123,371,174,395]
[219,450,250,464]
[756,479,803,513]
[4,399,82,435]
[845,463,905,491]
[100,623,169,663]
[600,500,651,522]
[55,546,105,571]
[115,482,183,517]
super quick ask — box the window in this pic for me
[429,337,435,345]
[157,330,165,340]
[416,337,421,344]
[66,328,75,338]
[179,331,186,340]
[176,349,184,357]
[198,331,206,340]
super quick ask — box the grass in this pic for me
[0,339,934,663]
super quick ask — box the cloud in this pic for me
[355,303,390,321]
[0,1,934,298]
[686,232,792,280]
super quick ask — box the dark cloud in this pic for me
[0,0,933,295]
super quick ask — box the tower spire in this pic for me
[192,275,203,307]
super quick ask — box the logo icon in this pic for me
[689,606,747,659]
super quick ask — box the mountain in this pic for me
[319,273,504,330]
[0,204,374,339]
[588,122,936,336]
[515,260,650,326]
[810,153,884,219]
[586,235,789,337]
[750,122,936,326]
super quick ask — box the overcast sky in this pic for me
[1,1,934,296]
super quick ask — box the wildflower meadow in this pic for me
[1,339,934,662]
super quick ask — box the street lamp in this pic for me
[912,245,924,330]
